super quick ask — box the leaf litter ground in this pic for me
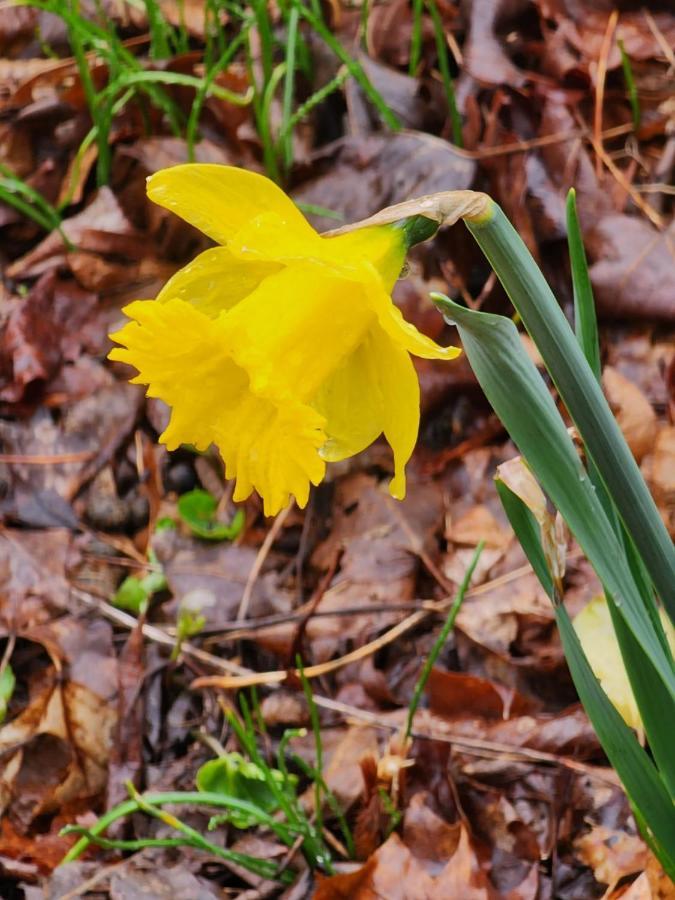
[0,1,674,897]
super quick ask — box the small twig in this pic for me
[192,609,430,690]
[54,859,128,900]
[593,10,619,179]
[0,451,95,465]
[589,134,665,229]
[643,9,675,70]
[71,587,251,678]
[237,502,294,622]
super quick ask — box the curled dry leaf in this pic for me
[0,619,116,833]
[644,425,675,537]
[602,366,658,462]
[574,825,648,892]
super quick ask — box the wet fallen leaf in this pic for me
[588,219,675,322]
[316,725,379,811]
[0,529,72,626]
[575,825,647,891]
[293,131,475,232]
[0,272,99,405]
[316,825,498,899]
[0,379,142,528]
[425,667,540,720]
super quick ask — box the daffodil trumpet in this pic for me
[109,166,488,515]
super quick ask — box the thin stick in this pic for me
[643,10,675,69]
[593,10,619,179]
[405,542,484,739]
[72,587,251,677]
[0,451,94,465]
[192,610,430,689]
[589,135,665,229]
[237,501,294,621]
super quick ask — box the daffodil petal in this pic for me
[221,264,374,403]
[109,298,246,452]
[218,394,326,516]
[108,297,326,513]
[369,324,420,500]
[155,247,281,317]
[147,164,315,246]
[313,339,383,462]
[322,225,407,292]
[364,276,462,361]
[229,215,406,292]
[228,212,325,264]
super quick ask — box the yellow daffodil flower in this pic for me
[109,165,460,515]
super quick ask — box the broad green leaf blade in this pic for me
[464,203,675,620]
[495,480,553,597]
[606,595,675,797]
[432,294,675,702]
[556,603,675,876]
[497,483,675,874]
[566,189,601,381]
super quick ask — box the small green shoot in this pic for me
[405,541,484,740]
[171,597,207,661]
[295,201,345,222]
[112,549,166,615]
[618,38,641,130]
[196,752,297,829]
[296,656,324,846]
[177,489,245,541]
[409,0,424,75]
[0,165,70,243]
[0,663,16,725]
[427,0,462,147]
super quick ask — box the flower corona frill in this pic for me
[109,165,460,515]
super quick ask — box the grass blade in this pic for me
[618,39,641,130]
[405,541,484,739]
[293,1,400,131]
[427,0,462,147]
